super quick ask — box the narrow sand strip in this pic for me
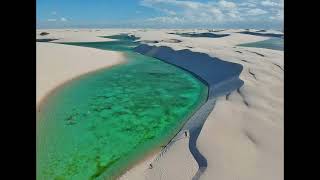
[37,29,134,43]
[36,42,125,109]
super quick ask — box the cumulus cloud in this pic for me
[246,8,268,16]
[140,0,283,27]
[47,19,57,22]
[163,8,177,15]
[239,2,256,8]
[261,0,281,7]
[140,0,242,23]
[147,16,183,24]
[60,17,67,22]
[270,8,283,20]
[218,0,237,10]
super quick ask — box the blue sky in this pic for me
[37,0,283,29]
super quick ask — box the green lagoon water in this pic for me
[37,35,208,180]
[238,37,284,51]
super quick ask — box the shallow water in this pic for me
[170,32,229,38]
[238,31,283,38]
[238,37,284,51]
[37,35,208,179]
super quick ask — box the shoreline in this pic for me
[117,148,160,180]
[36,60,126,112]
[36,42,126,111]
[36,38,208,180]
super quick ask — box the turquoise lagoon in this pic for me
[238,37,284,51]
[37,35,208,179]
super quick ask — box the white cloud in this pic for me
[141,0,204,11]
[218,0,237,10]
[140,0,282,26]
[140,0,239,23]
[246,8,268,16]
[47,19,57,22]
[239,2,256,8]
[261,0,279,7]
[270,8,283,20]
[227,12,240,19]
[147,16,183,24]
[140,0,179,15]
[60,17,67,22]
[176,1,202,9]
[208,7,225,21]
[162,8,177,15]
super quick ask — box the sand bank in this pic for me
[36,29,137,42]
[36,42,125,109]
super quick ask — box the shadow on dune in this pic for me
[36,39,59,42]
[255,29,267,32]
[134,44,244,179]
[209,29,225,33]
[186,98,216,180]
[134,45,243,98]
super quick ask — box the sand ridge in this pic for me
[127,29,283,180]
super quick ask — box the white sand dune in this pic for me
[36,42,125,109]
[36,29,137,42]
[196,46,283,180]
[122,29,283,180]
